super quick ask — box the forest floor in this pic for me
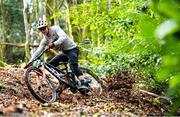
[0,67,169,116]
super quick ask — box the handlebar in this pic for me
[27,48,49,66]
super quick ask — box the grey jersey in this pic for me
[29,25,76,63]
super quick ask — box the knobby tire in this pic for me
[25,66,57,103]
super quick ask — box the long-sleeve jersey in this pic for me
[29,25,77,63]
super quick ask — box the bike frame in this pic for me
[28,48,78,90]
[26,47,104,103]
[40,61,78,90]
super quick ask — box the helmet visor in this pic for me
[39,26,46,31]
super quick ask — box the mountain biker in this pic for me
[24,19,87,89]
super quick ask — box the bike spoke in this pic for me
[79,68,104,96]
[25,67,56,103]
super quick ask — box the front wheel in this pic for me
[79,67,105,96]
[25,66,57,103]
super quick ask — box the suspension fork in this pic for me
[38,64,46,78]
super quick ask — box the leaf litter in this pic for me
[0,68,168,116]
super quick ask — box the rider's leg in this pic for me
[63,47,88,88]
[63,47,83,77]
[48,53,68,67]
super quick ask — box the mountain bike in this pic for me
[24,48,105,103]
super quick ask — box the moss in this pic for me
[0,60,7,67]
[0,83,6,90]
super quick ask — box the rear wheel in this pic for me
[25,66,57,103]
[79,67,105,96]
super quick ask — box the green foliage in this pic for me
[0,60,7,67]
[73,1,180,114]
[0,83,6,90]
[1,0,25,43]
[70,0,141,42]
[153,0,180,115]
[8,48,25,64]
[0,0,25,64]
[1,0,179,114]
[70,1,161,88]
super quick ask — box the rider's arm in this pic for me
[29,38,47,63]
[52,26,67,46]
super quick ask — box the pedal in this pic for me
[80,79,92,87]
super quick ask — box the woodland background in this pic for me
[0,0,180,115]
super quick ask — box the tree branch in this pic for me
[0,42,38,48]
[139,89,172,105]
[58,0,65,9]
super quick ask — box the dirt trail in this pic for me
[0,68,167,116]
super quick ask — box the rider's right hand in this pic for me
[24,64,30,69]
[48,43,55,49]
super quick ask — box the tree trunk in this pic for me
[23,0,31,61]
[119,0,123,5]
[53,0,59,25]
[107,0,111,11]
[81,0,87,42]
[65,0,74,40]
[39,0,46,18]
[46,0,64,26]
[96,0,100,47]
[0,0,8,62]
